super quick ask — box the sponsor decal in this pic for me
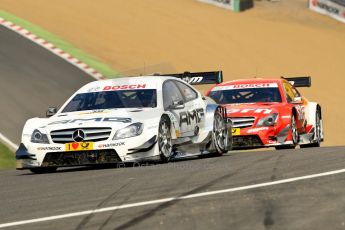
[212,83,278,91]
[103,84,146,91]
[98,142,125,148]
[66,142,94,151]
[182,76,203,84]
[281,115,291,119]
[246,127,269,134]
[316,1,340,14]
[267,140,277,144]
[87,86,101,92]
[179,108,205,126]
[232,128,240,136]
[228,108,273,114]
[78,110,110,115]
[37,147,62,151]
[48,117,131,125]
[310,0,345,22]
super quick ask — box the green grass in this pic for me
[0,143,15,169]
[0,10,120,77]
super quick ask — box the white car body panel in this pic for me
[16,75,227,169]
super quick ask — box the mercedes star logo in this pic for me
[72,129,85,142]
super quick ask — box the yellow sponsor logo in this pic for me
[65,142,93,151]
[231,128,240,136]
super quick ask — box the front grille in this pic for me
[232,135,263,149]
[42,149,121,167]
[228,117,255,128]
[50,127,112,144]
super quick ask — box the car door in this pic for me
[283,82,306,132]
[174,80,205,137]
[162,80,190,137]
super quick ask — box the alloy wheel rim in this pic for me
[159,122,172,157]
[214,115,227,150]
[315,113,321,142]
[291,117,298,144]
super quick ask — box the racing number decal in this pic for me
[66,142,94,151]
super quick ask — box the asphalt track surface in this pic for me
[0,26,93,144]
[1,24,345,230]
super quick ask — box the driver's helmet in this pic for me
[257,88,274,102]
[140,91,155,107]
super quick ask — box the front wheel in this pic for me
[158,117,173,162]
[275,114,298,150]
[301,110,322,148]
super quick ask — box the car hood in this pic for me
[36,108,162,132]
[224,103,284,118]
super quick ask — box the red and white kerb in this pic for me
[0,17,106,81]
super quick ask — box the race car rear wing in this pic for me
[282,76,311,87]
[158,71,223,85]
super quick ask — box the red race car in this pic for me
[206,77,324,150]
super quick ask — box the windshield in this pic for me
[62,89,157,112]
[209,87,282,104]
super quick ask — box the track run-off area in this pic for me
[0,19,345,229]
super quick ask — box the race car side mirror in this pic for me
[46,107,57,117]
[292,97,302,104]
[170,100,185,110]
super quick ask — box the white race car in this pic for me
[16,71,230,173]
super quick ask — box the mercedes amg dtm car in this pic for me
[206,76,323,150]
[16,71,229,173]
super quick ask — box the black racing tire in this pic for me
[300,110,322,148]
[29,167,57,174]
[158,116,173,162]
[275,114,298,150]
[210,111,229,156]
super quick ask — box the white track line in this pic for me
[0,132,19,151]
[1,168,345,228]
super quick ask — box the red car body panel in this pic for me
[206,78,317,149]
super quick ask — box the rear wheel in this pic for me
[210,112,229,156]
[158,117,173,162]
[29,167,57,174]
[301,110,321,148]
[275,114,298,150]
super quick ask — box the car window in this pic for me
[163,81,184,110]
[62,89,157,112]
[209,87,282,104]
[175,81,198,102]
[283,83,298,103]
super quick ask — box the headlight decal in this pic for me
[113,123,144,140]
[30,129,50,144]
[257,113,279,127]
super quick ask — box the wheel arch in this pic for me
[161,112,177,139]
[204,104,227,133]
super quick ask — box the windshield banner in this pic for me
[212,83,278,91]
[309,0,345,23]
